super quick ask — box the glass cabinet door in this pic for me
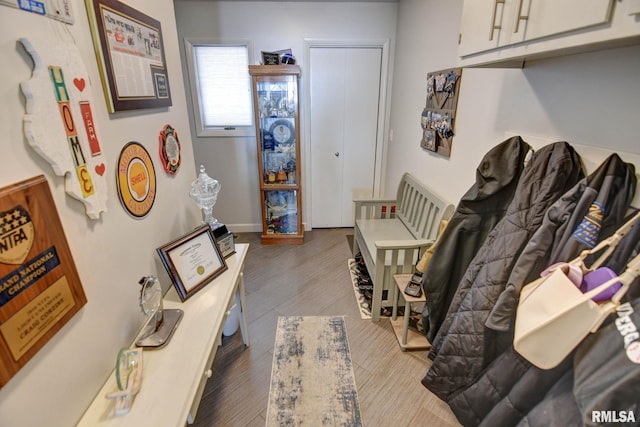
[256,77,298,187]
[264,190,299,235]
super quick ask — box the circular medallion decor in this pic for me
[269,119,295,146]
[117,142,157,218]
[159,124,181,174]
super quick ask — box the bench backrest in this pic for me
[396,173,453,240]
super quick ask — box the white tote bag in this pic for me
[514,213,640,370]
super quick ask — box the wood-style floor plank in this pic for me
[191,229,460,427]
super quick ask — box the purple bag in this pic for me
[580,267,622,302]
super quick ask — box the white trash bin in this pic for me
[223,295,240,337]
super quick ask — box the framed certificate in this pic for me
[156,225,227,301]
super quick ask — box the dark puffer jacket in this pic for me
[423,142,584,401]
[421,136,531,342]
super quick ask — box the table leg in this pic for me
[237,271,251,347]
[391,281,399,321]
[402,302,411,345]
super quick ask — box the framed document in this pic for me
[156,226,227,301]
[85,0,172,112]
[0,175,87,388]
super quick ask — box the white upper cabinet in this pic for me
[458,0,518,56]
[458,0,640,67]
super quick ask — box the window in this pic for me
[185,39,254,137]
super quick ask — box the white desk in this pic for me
[77,244,250,426]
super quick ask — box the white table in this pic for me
[77,244,250,426]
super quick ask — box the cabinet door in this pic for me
[256,78,298,186]
[459,0,614,58]
[510,0,614,45]
[459,0,518,56]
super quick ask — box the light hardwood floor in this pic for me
[192,228,460,427]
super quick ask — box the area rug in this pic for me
[348,259,372,319]
[266,316,363,427]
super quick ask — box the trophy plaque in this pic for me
[189,165,235,257]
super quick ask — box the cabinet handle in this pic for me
[513,0,529,33]
[205,369,213,378]
[489,0,506,41]
[334,152,340,157]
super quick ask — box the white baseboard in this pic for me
[223,223,310,233]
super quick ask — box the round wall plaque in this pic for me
[116,142,157,218]
[159,124,181,174]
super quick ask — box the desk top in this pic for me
[77,244,249,426]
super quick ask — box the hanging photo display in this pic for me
[158,124,181,175]
[0,175,87,388]
[116,142,157,218]
[420,67,462,157]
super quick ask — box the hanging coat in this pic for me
[487,153,637,332]
[519,223,640,427]
[446,154,637,426]
[572,297,640,426]
[423,141,585,402]
[517,298,640,427]
[421,136,531,342]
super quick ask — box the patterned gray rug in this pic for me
[266,316,363,426]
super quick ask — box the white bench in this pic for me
[353,173,454,322]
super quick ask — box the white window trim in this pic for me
[184,38,255,138]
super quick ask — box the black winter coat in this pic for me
[421,136,531,342]
[423,141,585,402]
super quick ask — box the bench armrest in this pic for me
[375,238,434,251]
[354,199,398,220]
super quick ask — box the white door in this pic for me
[310,47,382,228]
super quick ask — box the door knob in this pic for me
[334,152,340,157]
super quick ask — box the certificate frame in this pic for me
[85,0,172,113]
[156,225,227,302]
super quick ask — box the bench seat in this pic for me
[353,173,454,322]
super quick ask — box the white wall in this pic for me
[173,0,398,232]
[387,0,640,205]
[0,1,200,426]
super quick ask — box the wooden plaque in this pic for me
[0,175,87,388]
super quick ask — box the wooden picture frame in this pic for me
[261,51,280,66]
[0,176,87,388]
[85,0,172,112]
[156,226,227,302]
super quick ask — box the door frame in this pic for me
[303,38,391,230]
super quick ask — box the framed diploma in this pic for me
[0,175,87,388]
[156,225,227,302]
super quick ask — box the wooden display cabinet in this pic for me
[249,65,304,244]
